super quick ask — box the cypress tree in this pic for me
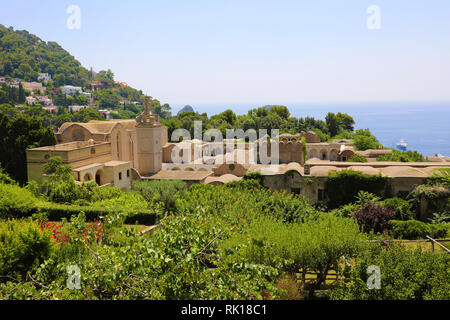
[18,82,25,103]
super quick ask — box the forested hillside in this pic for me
[0,25,90,86]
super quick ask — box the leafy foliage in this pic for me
[377,149,426,162]
[0,112,56,184]
[382,197,414,220]
[348,154,368,163]
[389,220,448,239]
[331,245,450,300]
[325,170,388,209]
[354,202,395,234]
[132,180,186,213]
[353,129,381,151]
[0,219,55,281]
[222,214,368,296]
[0,183,38,219]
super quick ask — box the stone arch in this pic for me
[184,167,195,171]
[320,149,328,160]
[64,124,93,142]
[329,149,339,161]
[72,128,86,141]
[339,150,355,162]
[95,169,105,186]
[309,149,319,159]
[171,167,181,171]
[83,172,93,182]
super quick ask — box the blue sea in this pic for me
[173,101,450,157]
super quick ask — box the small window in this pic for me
[318,189,325,201]
[119,172,122,180]
[127,169,130,177]
[342,156,347,162]
[291,188,301,195]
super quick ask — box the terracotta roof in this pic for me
[204,174,242,184]
[346,166,381,175]
[57,119,137,136]
[309,166,340,177]
[379,166,428,178]
[146,170,212,181]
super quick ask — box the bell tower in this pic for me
[135,96,163,175]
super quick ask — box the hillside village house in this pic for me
[36,96,52,105]
[27,97,450,215]
[37,73,52,83]
[67,105,89,113]
[61,85,83,95]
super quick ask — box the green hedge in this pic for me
[0,184,38,219]
[390,220,449,240]
[36,203,158,226]
[0,183,158,225]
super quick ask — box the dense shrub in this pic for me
[36,202,158,226]
[325,170,388,209]
[178,184,319,224]
[354,202,395,234]
[377,150,426,162]
[132,179,186,212]
[382,197,413,220]
[0,210,281,300]
[390,220,449,240]
[331,245,450,300]
[331,203,360,218]
[0,183,38,219]
[0,220,55,281]
[0,167,15,185]
[242,172,264,186]
[226,179,262,190]
[91,186,123,202]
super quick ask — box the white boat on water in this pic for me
[396,138,407,151]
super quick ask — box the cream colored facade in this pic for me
[26,98,168,189]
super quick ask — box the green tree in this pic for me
[336,112,355,132]
[18,82,25,103]
[325,112,339,137]
[353,129,381,151]
[95,89,121,109]
[0,112,56,184]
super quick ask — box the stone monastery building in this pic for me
[27,98,450,209]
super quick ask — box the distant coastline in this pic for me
[173,101,450,157]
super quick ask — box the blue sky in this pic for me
[1,0,450,107]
